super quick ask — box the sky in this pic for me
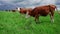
[0,0,56,6]
[0,0,60,10]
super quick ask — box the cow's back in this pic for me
[31,6,50,16]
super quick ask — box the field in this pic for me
[0,11,60,34]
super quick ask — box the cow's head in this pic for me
[16,7,20,11]
[16,7,24,12]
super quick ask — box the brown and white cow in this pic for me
[29,4,59,23]
[17,5,59,24]
[16,7,33,18]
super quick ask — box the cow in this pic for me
[16,5,60,24]
[27,4,59,23]
[11,10,16,12]
[16,7,33,18]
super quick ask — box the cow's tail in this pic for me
[55,6,60,14]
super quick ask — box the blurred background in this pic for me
[0,0,60,10]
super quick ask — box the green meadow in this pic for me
[0,11,60,34]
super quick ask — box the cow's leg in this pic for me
[51,15,54,23]
[35,15,40,24]
[49,12,54,23]
[25,11,30,18]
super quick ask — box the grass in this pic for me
[0,11,60,34]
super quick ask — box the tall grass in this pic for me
[0,11,60,34]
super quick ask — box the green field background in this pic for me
[0,11,60,34]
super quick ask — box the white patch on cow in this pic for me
[17,7,20,11]
[25,11,30,18]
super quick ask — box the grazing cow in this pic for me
[16,7,33,18]
[28,4,59,23]
[17,5,59,24]
[17,8,32,14]
[11,10,16,12]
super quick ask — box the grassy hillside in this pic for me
[0,11,60,34]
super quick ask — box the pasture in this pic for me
[0,11,60,34]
